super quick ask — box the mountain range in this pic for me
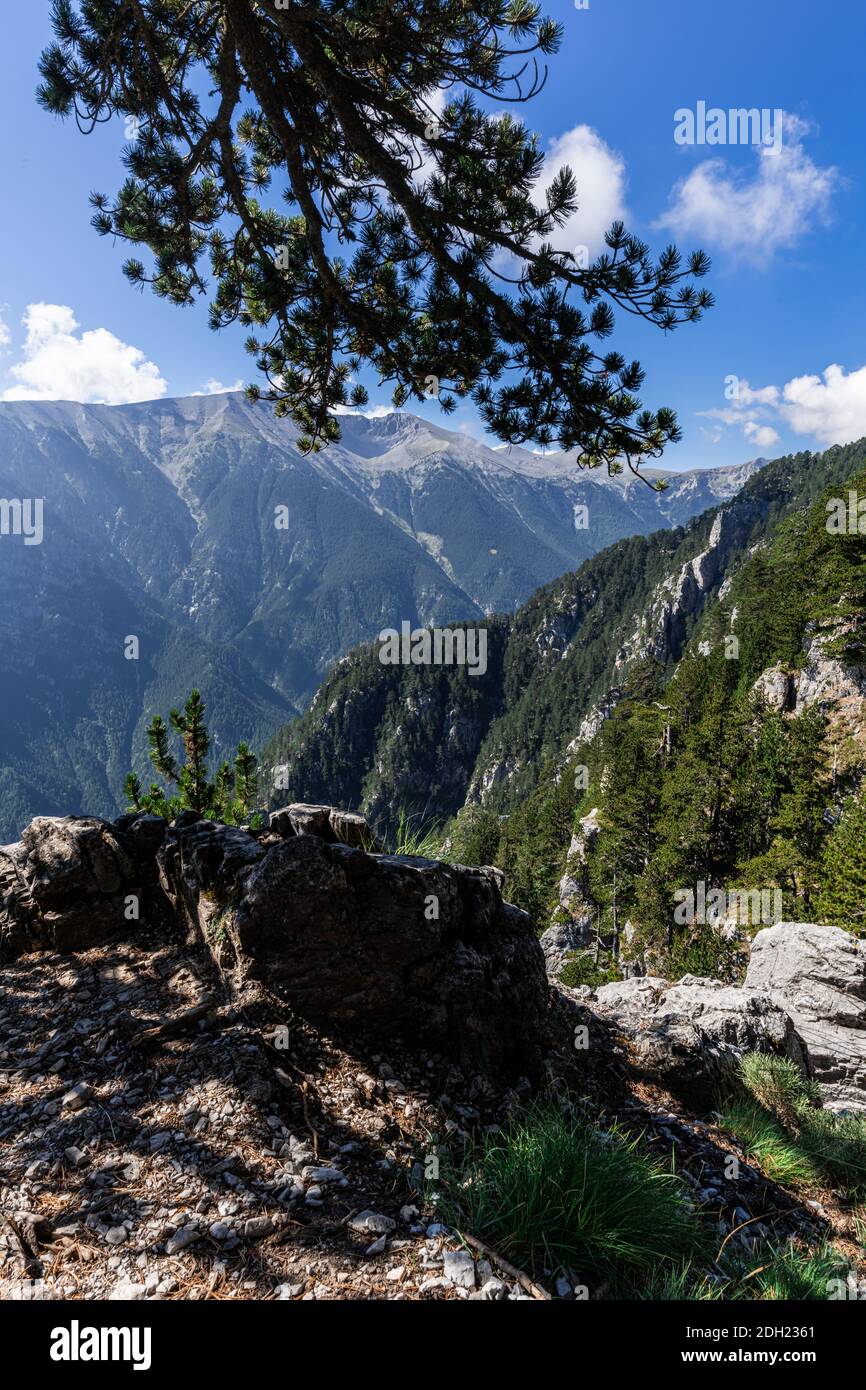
[262,437,866,837]
[0,390,760,839]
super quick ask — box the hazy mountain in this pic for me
[0,391,759,837]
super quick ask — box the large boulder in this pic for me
[268,804,379,850]
[157,818,551,1083]
[590,974,805,1098]
[0,816,147,956]
[745,922,866,1111]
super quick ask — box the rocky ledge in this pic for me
[4,806,864,1110]
[1,807,551,1087]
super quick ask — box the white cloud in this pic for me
[699,375,785,450]
[733,382,782,408]
[778,363,866,445]
[1,303,167,404]
[193,377,245,396]
[534,125,628,257]
[0,308,10,352]
[655,114,841,264]
[699,377,781,447]
[743,421,781,448]
[699,361,866,451]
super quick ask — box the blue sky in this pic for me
[1,0,865,470]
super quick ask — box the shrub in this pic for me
[559,949,620,991]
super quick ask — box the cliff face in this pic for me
[754,630,866,749]
[614,505,761,671]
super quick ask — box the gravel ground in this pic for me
[1,926,860,1302]
[0,926,535,1300]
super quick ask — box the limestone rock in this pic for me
[540,914,595,982]
[745,922,866,1111]
[540,809,602,981]
[591,973,805,1098]
[752,666,795,712]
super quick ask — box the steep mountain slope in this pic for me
[0,393,756,838]
[263,440,866,834]
[514,452,866,976]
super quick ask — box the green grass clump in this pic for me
[731,1243,850,1301]
[717,1097,823,1190]
[392,808,444,859]
[738,1052,822,1121]
[436,1093,857,1301]
[796,1105,866,1192]
[440,1101,706,1296]
[731,1053,866,1194]
[636,1263,725,1300]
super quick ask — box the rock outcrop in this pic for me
[745,922,866,1111]
[8,807,866,1114]
[1,805,551,1084]
[752,630,866,750]
[614,504,760,678]
[576,923,866,1110]
[587,974,805,1098]
[0,816,153,956]
[155,816,551,1084]
[540,808,601,980]
[540,917,595,983]
[268,803,379,850]
[555,501,767,764]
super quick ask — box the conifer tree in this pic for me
[171,689,212,814]
[147,715,179,786]
[123,771,144,812]
[233,742,259,814]
[587,694,665,949]
[740,707,829,913]
[815,792,866,933]
[124,689,259,824]
[38,0,711,469]
[213,760,235,818]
